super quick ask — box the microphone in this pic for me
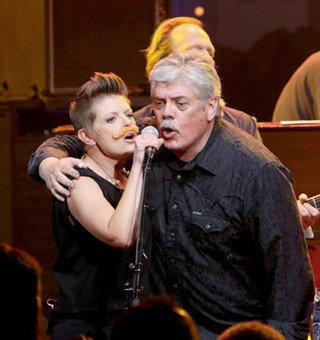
[141,125,159,159]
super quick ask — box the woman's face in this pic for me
[91,94,138,160]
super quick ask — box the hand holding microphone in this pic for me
[141,126,162,159]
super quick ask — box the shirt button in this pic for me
[170,232,176,238]
[226,253,233,260]
[172,284,178,289]
[205,224,211,230]
[176,175,182,181]
[170,258,176,264]
[172,204,178,210]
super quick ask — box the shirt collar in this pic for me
[162,119,223,175]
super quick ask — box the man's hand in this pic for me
[39,157,87,201]
[297,193,320,229]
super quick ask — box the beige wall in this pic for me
[0,0,46,98]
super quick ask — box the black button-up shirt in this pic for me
[145,120,314,339]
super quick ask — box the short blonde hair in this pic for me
[69,72,129,134]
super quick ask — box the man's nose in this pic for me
[161,102,174,118]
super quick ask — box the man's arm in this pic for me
[28,135,86,201]
[221,106,319,228]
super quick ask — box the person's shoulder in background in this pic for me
[223,106,262,141]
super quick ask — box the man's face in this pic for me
[170,24,215,58]
[151,79,217,161]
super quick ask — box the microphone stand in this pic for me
[131,151,153,306]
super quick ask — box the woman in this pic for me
[48,72,163,340]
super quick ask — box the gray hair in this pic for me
[149,50,225,114]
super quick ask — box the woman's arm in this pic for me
[66,132,163,248]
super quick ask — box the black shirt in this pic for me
[145,120,314,339]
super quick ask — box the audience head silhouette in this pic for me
[111,295,200,340]
[218,321,286,340]
[0,243,42,340]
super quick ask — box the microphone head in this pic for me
[141,125,159,138]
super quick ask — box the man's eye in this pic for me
[154,100,164,109]
[177,102,187,109]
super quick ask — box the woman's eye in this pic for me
[106,116,116,123]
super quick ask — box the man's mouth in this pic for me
[161,127,176,139]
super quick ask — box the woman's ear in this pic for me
[78,128,96,146]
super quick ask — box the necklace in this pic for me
[84,153,123,189]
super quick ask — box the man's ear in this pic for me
[207,97,219,122]
[78,128,96,146]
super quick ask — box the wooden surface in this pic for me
[258,122,320,239]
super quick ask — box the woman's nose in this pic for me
[123,115,133,125]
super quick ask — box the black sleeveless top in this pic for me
[52,167,135,316]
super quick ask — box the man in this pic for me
[145,49,314,339]
[28,17,319,228]
[272,51,320,121]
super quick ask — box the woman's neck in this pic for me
[82,152,127,189]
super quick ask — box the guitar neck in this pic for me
[307,194,320,210]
